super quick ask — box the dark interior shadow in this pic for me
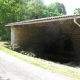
[6,42,80,67]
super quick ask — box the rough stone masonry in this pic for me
[6,15,80,63]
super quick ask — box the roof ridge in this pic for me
[6,14,80,26]
[21,14,80,23]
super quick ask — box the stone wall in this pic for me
[11,19,80,62]
[11,24,45,51]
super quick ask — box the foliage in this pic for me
[0,0,66,41]
[46,2,66,16]
[26,0,45,19]
[74,8,80,14]
[20,51,36,57]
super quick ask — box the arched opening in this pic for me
[63,40,74,51]
[60,39,75,63]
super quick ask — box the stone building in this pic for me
[6,15,80,62]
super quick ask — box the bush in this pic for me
[20,50,36,57]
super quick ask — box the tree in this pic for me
[0,0,29,40]
[27,0,46,19]
[46,2,66,16]
[54,2,66,14]
[74,8,80,14]
[0,0,11,40]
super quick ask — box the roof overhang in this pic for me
[5,15,80,26]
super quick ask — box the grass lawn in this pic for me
[0,41,80,80]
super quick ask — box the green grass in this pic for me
[0,42,80,80]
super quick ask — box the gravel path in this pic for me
[0,50,75,80]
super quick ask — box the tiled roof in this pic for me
[6,15,80,26]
